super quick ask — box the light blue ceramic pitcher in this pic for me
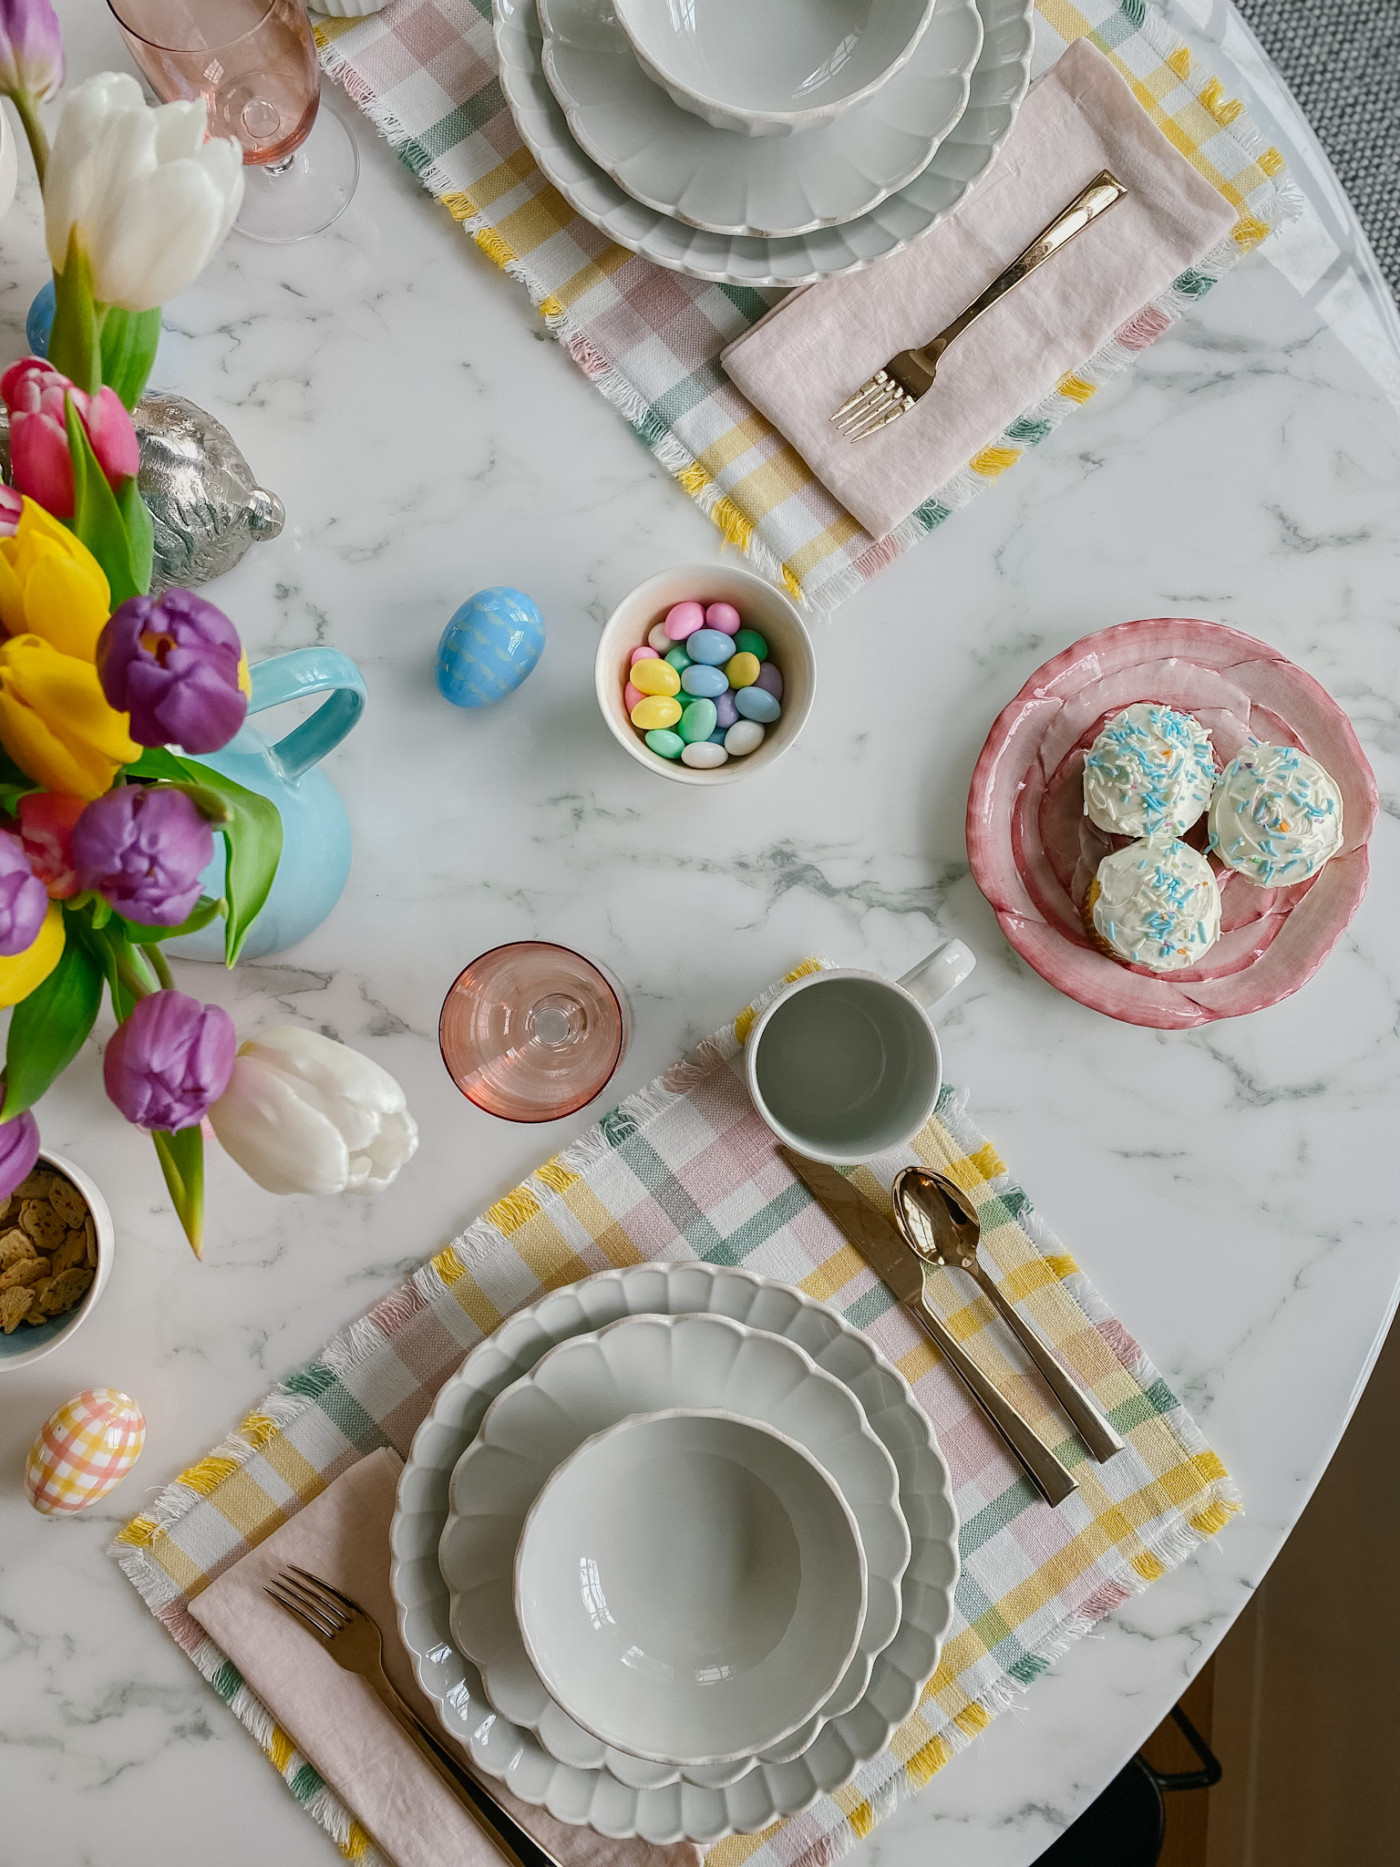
[168,647,367,963]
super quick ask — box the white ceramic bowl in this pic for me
[514,1407,867,1767]
[0,1152,114,1373]
[613,0,938,137]
[596,564,815,785]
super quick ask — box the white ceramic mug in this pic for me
[745,942,975,1164]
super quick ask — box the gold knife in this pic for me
[780,1148,1078,1507]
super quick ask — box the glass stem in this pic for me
[264,155,295,178]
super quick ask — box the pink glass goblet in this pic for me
[439,944,631,1124]
[106,0,358,243]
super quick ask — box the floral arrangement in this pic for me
[0,3,417,1252]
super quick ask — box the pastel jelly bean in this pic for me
[664,601,705,641]
[705,602,741,635]
[664,646,692,675]
[630,645,660,666]
[631,658,681,697]
[632,695,682,731]
[624,681,643,712]
[733,628,768,661]
[679,697,718,743]
[724,651,760,689]
[708,728,728,745]
[736,687,780,724]
[681,741,728,769]
[725,719,765,757]
[648,621,672,652]
[681,663,728,699]
[714,690,739,729]
[754,662,783,701]
[645,728,685,760]
[686,628,733,666]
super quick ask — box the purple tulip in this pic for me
[103,989,236,1131]
[97,590,248,755]
[0,0,64,105]
[72,784,213,927]
[0,1106,39,1200]
[0,827,48,956]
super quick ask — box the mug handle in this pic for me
[898,939,975,1010]
[248,648,367,782]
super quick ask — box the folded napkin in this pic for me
[721,37,1235,540]
[189,1447,702,1867]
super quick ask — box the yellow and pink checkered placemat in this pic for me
[113,962,1238,1867]
[314,0,1292,609]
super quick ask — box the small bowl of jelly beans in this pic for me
[597,565,814,785]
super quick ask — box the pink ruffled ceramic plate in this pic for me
[966,619,1378,1029]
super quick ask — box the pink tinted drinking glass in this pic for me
[440,944,631,1123]
[106,0,358,243]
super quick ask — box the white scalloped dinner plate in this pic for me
[441,1313,908,1780]
[391,1261,960,1843]
[538,0,981,238]
[494,0,1033,285]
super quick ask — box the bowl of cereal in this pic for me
[596,564,815,785]
[0,1153,113,1370]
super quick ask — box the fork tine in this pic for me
[264,1581,336,1641]
[830,376,882,424]
[845,397,908,441]
[275,1570,349,1631]
[286,1565,359,1620]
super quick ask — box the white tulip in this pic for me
[44,72,244,312]
[209,1027,419,1197]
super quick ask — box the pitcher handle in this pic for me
[898,939,975,1011]
[247,648,367,782]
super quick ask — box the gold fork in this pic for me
[830,169,1127,440]
[265,1565,564,1867]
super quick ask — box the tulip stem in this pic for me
[147,944,175,991]
[11,90,49,188]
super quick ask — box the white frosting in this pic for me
[1082,703,1217,837]
[1208,742,1343,885]
[1090,837,1222,972]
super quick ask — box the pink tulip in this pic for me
[0,486,21,536]
[17,790,84,898]
[0,357,140,520]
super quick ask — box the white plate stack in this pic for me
[493,0,1035,286]
[390,1261,962,1843]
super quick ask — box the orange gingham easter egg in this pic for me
[25,1388,145,1514]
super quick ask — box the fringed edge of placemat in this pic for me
[110,956,1240,1867]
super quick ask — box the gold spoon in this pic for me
[892,1167,1126,1464]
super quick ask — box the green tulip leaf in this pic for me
[1,926,102,1119]
[151,1125,205,1258]
[47,238,101,394]
[116,473,155,598]
[170,755,282,967]
[64,396,142,605]
[117,895,225,945]
[100,307,161,411]
[123,747,188,783]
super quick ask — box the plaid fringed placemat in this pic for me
[112,962,1239,1867]
[314,0,1293,610]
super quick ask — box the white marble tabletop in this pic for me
[2,4,1398,1863]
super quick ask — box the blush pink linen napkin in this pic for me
[721,37,1235,541]
[189,1447,702,1867]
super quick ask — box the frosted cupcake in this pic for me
[1208,742,1343,886]
[1082,703,1217,838]
[1086,838,1222,973]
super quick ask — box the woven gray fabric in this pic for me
[1235,0,1400,297]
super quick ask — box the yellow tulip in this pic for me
[0,633,139,799]
[0,497,112,661]
[0,904,63,1008]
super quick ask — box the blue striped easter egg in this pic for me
[436,588,545,707]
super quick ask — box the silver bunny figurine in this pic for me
[0,391,284,592]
